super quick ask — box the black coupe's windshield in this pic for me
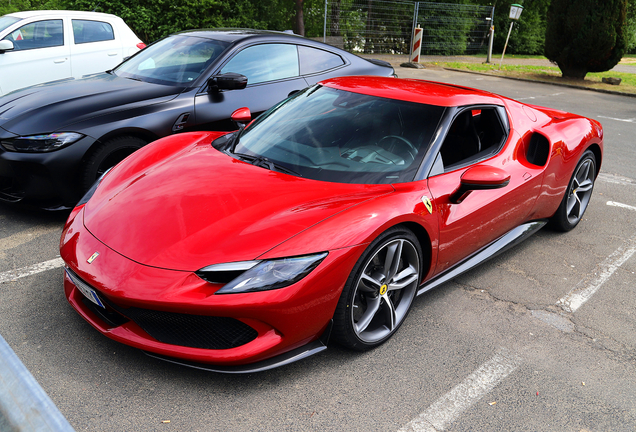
[233,86,445,184]
[114,35,230,86]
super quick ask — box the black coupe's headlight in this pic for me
[1,132,84,152]
[196,253,328,294]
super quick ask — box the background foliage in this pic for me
[1,0,636,55]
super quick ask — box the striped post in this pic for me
[410,25,422,63]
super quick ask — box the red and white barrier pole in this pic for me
[410,25,422,63]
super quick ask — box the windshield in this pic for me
[114,35,230,86]
[0,16,21,34]
[232,85,445,184]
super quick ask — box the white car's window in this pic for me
[298,46,344,75]
[72,20,114,44]
[2,19,64,51]
[221,44,299,85]
[0,16,21,33]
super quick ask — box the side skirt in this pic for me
[417,220,547,296]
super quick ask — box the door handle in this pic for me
[54,58,67,64]
[107,52,118,56]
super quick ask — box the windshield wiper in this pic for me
[234,153,302,177]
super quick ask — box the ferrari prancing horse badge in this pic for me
[421,196,433,214]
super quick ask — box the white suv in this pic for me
[0,10,145,95]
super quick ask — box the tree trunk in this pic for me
[331,0,341,36]
[558,62,588,80]
[295,0,305,36]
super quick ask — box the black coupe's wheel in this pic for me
[333,227,422,351]
[82,136,147,191]
[550,150,596,231]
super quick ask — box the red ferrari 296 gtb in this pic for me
[60,76,603,373]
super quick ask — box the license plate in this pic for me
[65,268,105,309]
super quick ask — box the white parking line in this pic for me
[597,115,636,123]
[398,349,522,432]
[557,235,636,313]
[0,225,61,259]
[607,201,636,212]
[0,258,64,284]
[598,173,636,186]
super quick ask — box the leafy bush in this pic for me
[545,0,628,78]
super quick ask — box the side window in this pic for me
[298,45,344,75]
[72,20,115,44]
[439,107,506,170]
[221,44,299,85]
[3,20,64,51]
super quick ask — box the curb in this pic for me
[441,67,636,98]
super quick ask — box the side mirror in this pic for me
[231,107,251,130]
[208,72,248,92]
[450,165,510,204]
[0,40,14,53]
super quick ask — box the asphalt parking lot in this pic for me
[1,68,636,431]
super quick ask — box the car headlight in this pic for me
[196,253,328,294]
[0,132,84,152]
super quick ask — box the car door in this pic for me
[69,18,123,78]
[0,18,71,94]
[193,43,307,130]
[427,106,546,274]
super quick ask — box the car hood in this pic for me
[0,74,181,136]
[83,134,394,271]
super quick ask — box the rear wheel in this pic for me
[82,136,147,191]
[332,227,422,351]
[549,150,596,231]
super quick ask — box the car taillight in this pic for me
[136,43,146,49]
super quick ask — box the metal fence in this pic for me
[316,1,494,57]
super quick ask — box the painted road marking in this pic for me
[557,235,636,313]
[516,92,563,101]
[0,225,61,260]
[398,349,522,432]
[607,201,636,212]
[598,173,636,186]
[597,115,636,123]
[0,258,64,284]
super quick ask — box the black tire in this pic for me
[82,136,147,191]
[549,150,596,232]
[332,226,422,351]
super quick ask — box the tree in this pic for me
[545,0,628,79]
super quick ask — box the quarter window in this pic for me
[299,45,344,74]
[72,20,115,44]
[221,44,299,85]
[3,20,64,51]
[439,107,506,171]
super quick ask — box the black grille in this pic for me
[67,267,257,350]
[121,308,258,350]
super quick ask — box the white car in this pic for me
[0,10,145,95]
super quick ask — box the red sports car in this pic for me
[60,76,603,373]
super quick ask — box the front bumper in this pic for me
[60,206,364,370]
[0,134,97,209]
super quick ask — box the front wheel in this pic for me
[332,227,422,351]
[81,136,147,191]
[549,150,596,231]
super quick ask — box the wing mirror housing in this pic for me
[0,40,14,53]
[208,72,248,92]
[231,107,252,130]
[450,165,510,204]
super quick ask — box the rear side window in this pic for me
[221,44,299,85]
[72,20,114,44]
[3,19,64,51]
[299,45,344,75]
